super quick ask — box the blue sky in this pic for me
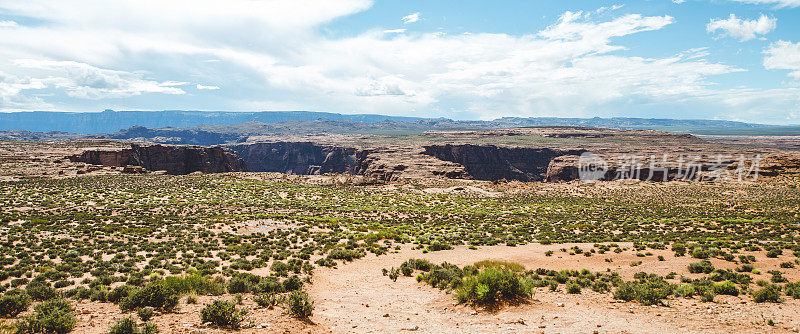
[0,0,799,124]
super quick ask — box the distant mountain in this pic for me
[0,110,426,134]
[1,110,796,137]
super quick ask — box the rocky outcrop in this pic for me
[69,143,247,174]
[422,144,585,182]
[228,142,369,175]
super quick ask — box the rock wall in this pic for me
[69,143,247,174]
[228,142,370,175]
[422,144,585,182]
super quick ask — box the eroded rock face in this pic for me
[69,143,247,174]
[422,144,585,181]
[228,142,369,175]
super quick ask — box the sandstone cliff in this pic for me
[69,143,247,174]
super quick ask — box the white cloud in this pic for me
[595,4,624,13]
[764,41,800,78]
[383,29,406,34]
[673,0,686,4]
[402,12,420,24]
[13,59,185,99]
[707,14,776,41]
[0,20,17,28]
[196,84,220,90]
[0,1,797,123]
[730,0,800,7]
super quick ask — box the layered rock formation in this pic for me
[69,143,247,174]
[422,144,585,182]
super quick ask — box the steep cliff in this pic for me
[69,143,247,174]
[422,144,585,181]
[227,142,369,175]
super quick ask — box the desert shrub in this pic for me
[419,264,464,290]
[591,280,610,293]
[401,259,434,272]
[427,241,452,252]
[671,243,686,256]
[200,300,242,328]
[613,277,673,306]
[613,283,636,301]
[108,285,136,303]
[254,277,283,294]
[254,292,281,308]
[473,260,525,272]
[713,281,739,296]
[226,275,255,294]
[282,276,303,292]
[701,290,715,303]
[0,290,30,317]
[284,290,314,319]
[15,299,75,334]
[326,248,364,262]
[108,317,159,334]
[566,282,581,294]
[780,262,795,269]
[634,278,673,306]
[137,306,154,322]
[119,281,179,311]
[108,317,137,334]
[25,279,57,301]
[53,281,72,289]
[691,248,709,259]
[314,258,336,267]
[401,266,413,276]
[752,284,782,303]
[785,283,800,299]
[455,269,532,306]
[766,249,782,258]
[674,285,695,298]
[164,275,224,296]
[688,261,714,274]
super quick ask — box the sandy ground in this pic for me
[56,243,800,333]
[308,244,800,334]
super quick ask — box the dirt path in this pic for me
[309,244,800,333]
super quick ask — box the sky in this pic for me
[0,0,799,124]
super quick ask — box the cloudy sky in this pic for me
[0,0,799,123]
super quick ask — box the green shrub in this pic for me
[687,261,714,274]
[226,275,254,294]
[566,282,581,294]
[613,278,674,306]
[108,285,136,303]
[119,281,179,312]
[15,299,76,334]
[713,281,739,296]
[25,280,57,301]
[0,290,30,317]
[752,284,782,303]
[455,269,532,306]
[284,290,314,319]
[200,300,242,329]
[282,276,303,292]
[254,277,283,294]
[108,317,158,334]
[108,317,137,334]
[674,285,695,298]
[427,241,453,252]
[254,292,280,308]
[137,306,154,322]
[766,249,782,258]
[613,283,636,301]
[701,291,715,303]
